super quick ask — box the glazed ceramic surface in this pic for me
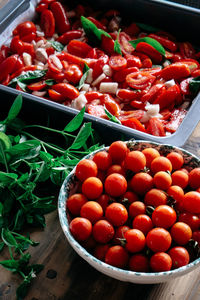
[58,141,200,284]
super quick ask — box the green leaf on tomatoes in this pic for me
[9,70,47,86]
[64,107,85,132]
[114,29,122,55]
[45,79,55,86]
[129,37,166,56]
[136,22,160,32]
[81,16,111,42]
[189,76,200,94]
[77,63,90,90]
[104,107,121,124]
[48,40,64,52]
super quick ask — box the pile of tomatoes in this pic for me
[67,141,200,272]
[1,0,200,136]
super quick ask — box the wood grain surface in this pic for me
[0,122,200,300]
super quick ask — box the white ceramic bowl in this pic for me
[58,140,200,284]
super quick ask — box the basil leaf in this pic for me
[77,63,90,90]
[64,107,85,132]
[136,22,160,32]
[12,232,39,247]
[45,79,55,86]
[0,172,18,185]
[0,259,19,272]
[189,76,200,94]
[17,81,27,92]
[4,94,22,124]
[69,122,92,150]
[9,70,47,86]
[104,107,121,124]
[81,16,111,42]
[129,37,165,56]
[1,228,18,247]
[114,29,122,55]
[48,40,64,52]
[9,140,41,161]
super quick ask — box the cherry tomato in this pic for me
[13,21,36,39]
[75,159,98,182]
[129,254,150,272]
[178,212,200,231]
[69,217,92,241]
[132,214,153,235]
[170,222,192,245]
[52,83,79,100]
[113,66,139,82]
[40,9,55,37]
[125,54,142,68]
[94,244,110,261]
[105,245,129,268]
[105,203,128,226]
[109,55,127,71]
[121,191,139,204]
[48,89,65,102]
[92,219,115,243]
[0,54,18,82]
[107,165,125,176]
[183,191,200,214]
[121,118,146,133]
[148,33,177,52]
[93,151,112,171]
[150,252,172,272]
[129,201,146,219]
[153,171,172,190]
[144,189,167,207]
[151,156,172,174]
[113,225,130,245]
[167,185,184,211]
[125,151,146,173]
[142,148,160,168]
[146,228,172,252]
[80,201,103,224]
[97,194,110,212]
[64,64,83,85]
[67,40,93,58]
[67,193,88,216]
[168,246,190,269]
[152,205,177,229]
[124,229,146,253]
[126,71,156,90]
[105,173,127,197]
[27,81,47,91]
[171,170,189,189]
[130,172,153,196]
[108,141,128,163]
[189,168,200,189]
[57,30,83,45]
[159,62,191,80]
[50,1,70,34]
[136,42,162,63]
[166,152,184,170]
[82,177,103,200]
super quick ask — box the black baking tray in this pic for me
[1,0,200,146]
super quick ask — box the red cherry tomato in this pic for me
[132,214,153,235]
[152,205,177,229]
[40,9,55,37]
[50,1,70,34]
[80,201,103,224]
[168,246,190,269]
[105,245,129,268]
[170,222,192,245]
[82,177,103,200]
[109,55,127,71]
[146,228,172,252]
[105,173,127,197]
[124,229,146,253]
[67,193,88,216]
[150,252,172,272]
[75,159,98,182]
[129,254,150,272]
[92,220,115,243]
[105,203,128,226]
[69,217,92,241]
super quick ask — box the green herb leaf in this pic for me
[48,40,64,52]
[136,22,160,32]
[17,81,27,92]
[0,242,4,252]
[114,29,122,55]
[64,107,85,132]
[1,228,17,247]
[45,79,55,86]
[68,122,92,150]
[9,70,47,86]
[189,76,200,94]
[0,259,19,272]
[77,63,90,90]
[9,140,41,161]
[129,37,165,56]
[0,172,18,185]
[4,94,23,124]
[104,107,121,124]
[81,16,111,42]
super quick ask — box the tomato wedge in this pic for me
[147,117,165,136]
[27,81,47,91]
[109,56,127,71]
[126,71,156,90]
[136,42,163,63]
[121,118,146,132]
[160,62,191,80]
[40,9,55,37]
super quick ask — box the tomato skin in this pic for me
[67,193,88,216]
[10,36,24,55]
[113,67,139,82]
[150,252,172,272]
[107,164,125,177]
[92,220,115,243]
[189,168,200,189]
[168,246,190,268]
[57,30,83,45]
[105,203,128,226]
[151,156,172,174]
[52,83,79,100]
[147,118,165,137]
[166,152,184,170]
[93,151,112,171]
[148,33,177,52]
[153,85,180,110]
[0,54,18,82]
[132,214,153,235]
[170,222,192,245]
[67,40,93,58]
[105,245,129,268]
[142,148,160,168]
[129,201,146,219]
[75,159,98,182]
[167,185,184,212]
[64,64,83,85]
[80,201,103,224]
[48,89,65,102]
[141,83,165,104]
[183,191,200,214]
[126,71,156,90]
[130,173,154,196]
[125,54,142,68]
[105,173,127,198]
[13,21,36,40]
[125,151,146,173]
[82,177,103,200]
[108,141,128,163]
[152,205,177,229]
[136,42,163,63]
[146,228,172,252]
[159,62,191,80]
[50,1,70,34]
[40,9,55,37]
[153,171,172,190]
[129,254,150,272]
[124,229,146,253]
[179,213,200,231]
[171,170,189,189]
[144,189,167,207]
[69,217,92,241]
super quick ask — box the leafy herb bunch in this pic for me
[0,94,102,299]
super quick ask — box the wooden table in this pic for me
[0,122,200,300]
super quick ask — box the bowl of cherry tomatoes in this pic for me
[58,140,200,284]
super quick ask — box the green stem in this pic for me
[19,270,26,279]
[24,124,76,138]
[8,246,14,259]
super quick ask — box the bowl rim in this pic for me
[58,140,200,280]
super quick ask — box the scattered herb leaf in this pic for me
[48,40,64,52]
[81,16,111,43]
[189,76,200,94]
[129,37,166,56]
[104,107,121,124]
[77,63,90,90]
[114,29,122,55]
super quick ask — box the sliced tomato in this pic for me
[101,35,115,55]
[27,81,47,91]
[48,89,65,102]
[52,83,79,100]
[113,67,139,82]
[141,83,165,103]
[148,33,177,52]
[147,117,165,136]
[0,54,18,82]
[48,57,62,73]
[165,109,187,133]
[130,100,146,109]
[141,66,162,76]
[119,110,145,121]
[179,42,196,59]
[10,36,24,55]
[57,30,83,45]
[191,69,200,78]
[64,64,83,85]
[160,109,172,120]
[179,77,192,95]
[100,94,121,116]
[126,71,156,90]
[87,104,107,118]
[36,3,48,13]
[40,9,55,38]
[109,55,127,71]
[13,21,36,37]
[180,59,199,73]
[92,55,109,79]
[160,62,191,80]
[58,52,85,69]
[121,117,146,132]
[136,42,163,63]
[153,84,180,110]
[119,32,135,55]
[117,89,140,101]
[125,54,142,68]
[67,40,93,58]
